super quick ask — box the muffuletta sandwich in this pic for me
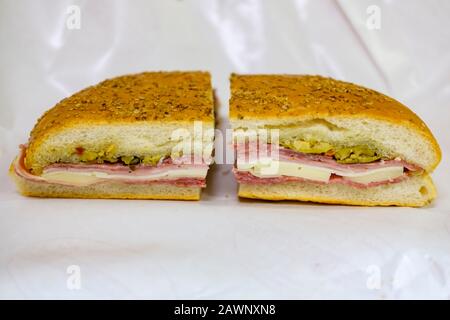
[230,74,441,207]
[10,71,215,200]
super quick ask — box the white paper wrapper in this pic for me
[0,0,449,299]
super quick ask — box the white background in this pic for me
[0,0,449,299]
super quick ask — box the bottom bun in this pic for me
[11,169,202,200]
[238,174,436,207]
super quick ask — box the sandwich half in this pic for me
[10,71,215,200]
[230,74,441,207]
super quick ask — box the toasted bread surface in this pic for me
[229,74,441,171]
[25,71,214,172]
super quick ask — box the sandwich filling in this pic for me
[14,145,209,187]
[233,142,422,188]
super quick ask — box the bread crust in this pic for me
[229,74,441,168]
[238,174,436,207]
[25,71,214,171]
[10,164,201,200]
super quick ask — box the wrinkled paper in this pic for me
[0,0,449,299]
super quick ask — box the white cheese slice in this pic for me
[237,159,404,184]
[334,166,404,184]
[41,171,103,186]
[41,167,209,187]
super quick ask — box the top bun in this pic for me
[230,74,441,172]
[24,71,215,173]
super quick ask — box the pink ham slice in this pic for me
[234,143,422,188]
[14,145,207,187]
[233,170,410,189]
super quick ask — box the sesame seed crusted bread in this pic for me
[230,74,441,172]
[24,71,215,174]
